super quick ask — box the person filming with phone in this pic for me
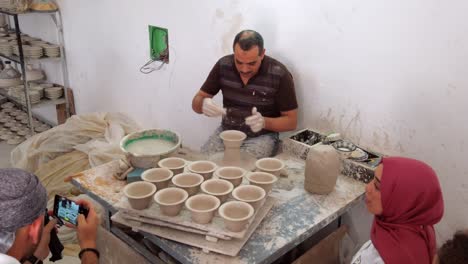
[0,168,100,264]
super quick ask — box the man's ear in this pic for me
[260,48,266,58]
[28,215,43,245]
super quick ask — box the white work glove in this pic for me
[202,98,226,117]
[245,107,265,133]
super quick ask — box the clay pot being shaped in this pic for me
[214,166,246,187]
[200,179,234,203]
[123,181,157,210]
[255,158,285,177]
[185,194,220,224]
[304,144,341,195]
[171,173,204,196]
[218,201,254,232]
[154,187,188,216]
[158,157,187,175]
[219,130,246,149]
[187,160,217,180]
[141,168,174,190]
[232,185,266,210]
[246,172,278,193]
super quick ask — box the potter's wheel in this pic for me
[209,150,257,171]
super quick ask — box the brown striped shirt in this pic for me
[201,55,297,137]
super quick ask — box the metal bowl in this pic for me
[331,140,357,158]
[120,129,181,168]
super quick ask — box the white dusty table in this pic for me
[71,152,365,264]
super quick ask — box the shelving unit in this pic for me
[0,8,70,133]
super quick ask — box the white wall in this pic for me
[23,0,468,246]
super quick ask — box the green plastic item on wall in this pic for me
[149,25,169,63]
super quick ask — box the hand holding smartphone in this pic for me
[53,195,89,226]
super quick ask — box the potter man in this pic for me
[192,30,298,158]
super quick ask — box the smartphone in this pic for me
[53,195,89,226]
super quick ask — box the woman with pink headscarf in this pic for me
[351,157,444,264]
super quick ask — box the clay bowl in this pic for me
[246,172,278,193]
[200,179,234,203]
[218,201,254,232]
[187,160,217,180]
[232,185,266,210]
[185,194,221,224]
[123,181,157,210]
[154,187,188,216]
[141,168,174,190]
[214,166,246,187]
[158,157,187,175]
[255,158,285,177]
[219,130,246,149]
[171,173,204,196]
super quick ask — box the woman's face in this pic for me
[365,164,383,215]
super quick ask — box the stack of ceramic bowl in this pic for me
[0,0,15,10]
[43,44,60,57]
[29,84,44,98]
[23,45,43,59]
[8,87,41,104]
[44,86,63,100]
[0,40,12,56]
[20,91,41,105]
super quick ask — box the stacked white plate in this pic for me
[0,42,12,56]
[44,86,63,100]
[29,84,44,98]
[23,45,44,59]
[8,87,41,104]
[0,0,15,9]
[43,44,60,57]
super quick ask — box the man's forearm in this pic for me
[264,115,297,132]
[192,94,204,114]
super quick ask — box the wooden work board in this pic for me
[112,197,275,257]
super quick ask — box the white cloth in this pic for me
[0,253,20,264]
[351,240,385,264]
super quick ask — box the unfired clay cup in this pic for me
[200,179,234,203]
[255,158,285,177]
[141,168,174,190]
[246,172,278,193]
[154,187,188,216]
[214,166,246,187]
[171,173,204,196]
[219,130,246,149]
[158,157,187,175]
[185,194,220,224]
[123,181,157,210]
[218,201,254,232]
[232,185,266,210]
[187,160,217,180]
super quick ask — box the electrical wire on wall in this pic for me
[139,57,167,74]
